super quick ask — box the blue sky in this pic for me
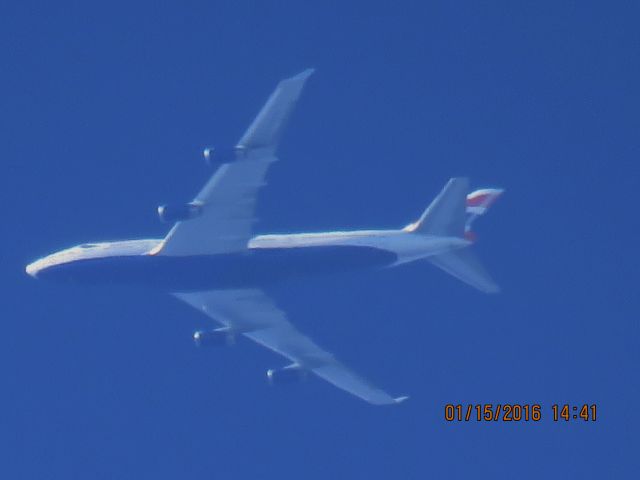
[2,1,638,478]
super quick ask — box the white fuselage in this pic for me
[249,229,469,263]
[25,229,470,291]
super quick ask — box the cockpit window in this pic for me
[79,243,99,249]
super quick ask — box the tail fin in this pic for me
[465,188,504,236]
[403,179,503,293]
[404,178,469,237]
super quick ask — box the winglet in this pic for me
[236,68,315,151]
[292,68,315,81]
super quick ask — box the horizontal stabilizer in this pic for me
[429,248,500,293]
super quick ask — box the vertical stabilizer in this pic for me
[465,188,504,233]
[404,178,469,237]
[403,178,502,293]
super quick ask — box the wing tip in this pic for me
[299,67,316,77]
[483,283,501,294]
[367,394,409,406]
[287,68,315,83]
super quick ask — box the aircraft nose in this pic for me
[25,260,41,278]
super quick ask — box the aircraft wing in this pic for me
[173,288,407,405]
[158,69,314,257]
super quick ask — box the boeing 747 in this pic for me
[26,69,503,405]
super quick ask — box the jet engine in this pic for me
[203,145,248,167]
[193,328,235,347]
[266,364,307,385]
[157,202,203,223]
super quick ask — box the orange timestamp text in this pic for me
[444,404,597,422]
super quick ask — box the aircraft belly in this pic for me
[41,245,397,291]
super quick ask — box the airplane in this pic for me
[25,69,503,405]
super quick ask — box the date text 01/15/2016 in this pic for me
[444,404,597,422]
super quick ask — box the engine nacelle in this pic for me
[193,328,235,347]
[266,365,307,385]
[157,202,203,223]
[203,145,248,167]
